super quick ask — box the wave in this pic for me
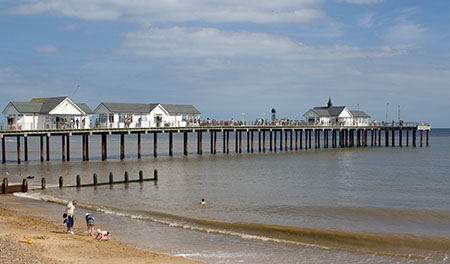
[14,192,450,260]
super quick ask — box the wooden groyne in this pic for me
[1,169,158,194]
[0,124,431,163]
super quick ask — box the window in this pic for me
[126,114,133,122]
[99,114,107,123]
[119,114,125,122]
[108,115,114,123]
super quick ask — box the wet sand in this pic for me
[0,195,202,264]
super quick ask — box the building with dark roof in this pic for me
[3,97,93,130]
[94,102,201,128]
[303,98,370,126]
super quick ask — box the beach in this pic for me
[0,195,201,264]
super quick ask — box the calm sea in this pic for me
[2,128,450,263]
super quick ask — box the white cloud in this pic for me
[385,22,426,48]
[60,23,79,32]
[338,0,384,4]
[358,12,375,28]
[7,0,324,24]
[35,45,59,53]
[120,27,407,60]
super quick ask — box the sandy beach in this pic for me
[0,195,202,264]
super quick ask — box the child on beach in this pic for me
[96,229,111,241]
[85,213,95,236]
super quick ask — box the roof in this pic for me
[310,106,346,117]
[97,103,201,115]
[160,104,201,115]
[98,103,159,113]
[350,110,370,118]
[3,97,92,115]
[77,103,94,115]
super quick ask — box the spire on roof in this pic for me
[327,97,332,108]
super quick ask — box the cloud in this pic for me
[60,23,79,32]
[35,45,59,53]
[338,0,384,4]
[120,27,407,60]
[358,12,375,28]
[6,0,324,24]
[385,22,426,48]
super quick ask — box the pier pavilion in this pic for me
[2,97,93,130]
[303,98,370,126]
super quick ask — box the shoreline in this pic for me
[0,194,202,264]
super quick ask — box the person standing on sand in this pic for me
[65,200,78,234]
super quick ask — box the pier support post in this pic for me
[62,135,65,161]
[258,130,261,152]
[239,131,242,153]
[371,130,374,147]
[391,129,395,147]
[214,131,217,154]
[357,129,360,147]
[101,134,107,160]
[2,137,5,164]
[378,129,381,147]
[399,130,402,147]
[184,131,188,155]
[363,130,367,147]
[86,134,89,161]
[210,131,214,154]
[305,130,308,150]
[290,130,293,150]
[82,134,86,161]
[223,131,226,153]
[251,130,254,153]
[420,130,423,147]
[153,133,158,157]
[262,130,266,152]
[332,129,336,148]
[413,130,416,147]
[16,136,21,164]
[385,129,389,147]
[120,133,125,160]
[247,131,250,153]
[406,130,409,147]
[235,130,238,153]
[314,130,318,149]
[299,130,303,150]
[138,133,141,159]
[274,130,277,152]
[24,136,28,161]
[295,130,298,150]
[40,135,44,162]
[199,131,203,155]
[426,130,429,147]
[269,131,273,151]
[46,135,50,161]
[169,132,173,156]
[66,135,70,161]
[226,131,229,153]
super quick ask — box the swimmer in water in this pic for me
[200,199,206,205]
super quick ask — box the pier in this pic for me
[0,123,430,163]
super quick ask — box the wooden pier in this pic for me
[0,124,431,163]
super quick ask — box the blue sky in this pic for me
[0,0,449,127]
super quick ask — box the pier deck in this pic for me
[0,123,431,163]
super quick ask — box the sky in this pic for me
[0,0,449,127]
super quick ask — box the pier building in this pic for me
[2,97,93,130]
[94,103,201,128]
[303,98,370,126]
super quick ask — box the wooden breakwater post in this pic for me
[1,178,28,194]
[59,176,63,188]
[41,178,46,190]
[139,170,144,181]
[154,169,158,181]
[109,172,114,184]
[93,173,98,186]
[124,171,129,183]
[76,175,81,187]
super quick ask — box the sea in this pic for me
[1,128,450,263]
